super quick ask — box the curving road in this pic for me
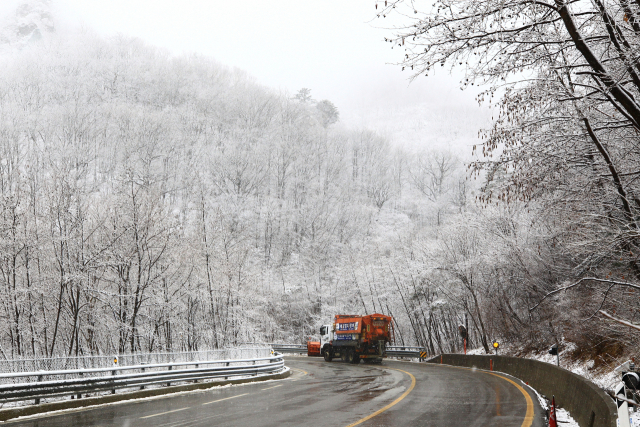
[7,357,545,427]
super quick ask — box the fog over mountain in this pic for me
[0,0,491,157]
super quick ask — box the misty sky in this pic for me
[3,0,491,155]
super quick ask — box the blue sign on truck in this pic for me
[336,334,356,340]
[337,322,358,331]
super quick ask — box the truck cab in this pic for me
[319,324,332,354]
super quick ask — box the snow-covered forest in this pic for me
[0,20,476,357]
[0,0,637,365]
[377,0,640,363]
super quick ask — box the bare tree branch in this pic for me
[599,310,640,332]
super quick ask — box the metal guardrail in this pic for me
[0,353,285,405]
[386,346,425,358]
[0,348,269,375]
[387,346,425,350]
[269,344,307,354]
[268,343,427,358]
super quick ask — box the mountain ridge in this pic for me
[0,0,55,47]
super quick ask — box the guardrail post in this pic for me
[225,362,229,380]
[34,375,43,404]
[166,365,172,387]
[111,369,117,394]
[140,367,145,390]
[194,364,199,383]
[77,371,83,399]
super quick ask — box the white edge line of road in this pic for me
[202,393,249,406]
[261,384,283,390]
[140,407,190,419]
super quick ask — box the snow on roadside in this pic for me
[525,380,580,427]
[556,408,580,427]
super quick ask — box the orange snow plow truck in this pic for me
[307,314,393,364]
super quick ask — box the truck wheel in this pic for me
[323,349,333,362]
[344,349,354,364]
[351,353,360,364]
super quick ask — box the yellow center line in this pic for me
[488,372,534,427]
[433,363,534,427]
[290,368,308,381]
[345,368,416,427]
[262,384,283,390]
[140,407,189,419]
[202,393,249,405]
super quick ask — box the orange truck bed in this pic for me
[335,313,393,344]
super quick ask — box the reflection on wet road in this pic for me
[7,357,544,427]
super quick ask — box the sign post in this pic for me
[111,355,118,395]
[616,382,632,427]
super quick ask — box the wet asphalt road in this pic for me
[7,357,545,427]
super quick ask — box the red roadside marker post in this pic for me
[459,325,468,355]
[549,395,557,427]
